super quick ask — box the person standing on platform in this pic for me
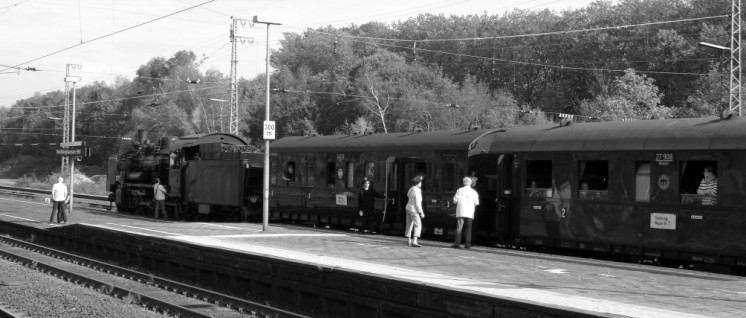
[49,177,68,224]
[153,178,168,220]
[357,177,384,232]
[405,175,425,247]
[451,176,479,249]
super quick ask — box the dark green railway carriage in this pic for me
[269,129,490,237]
[469,116,746,267]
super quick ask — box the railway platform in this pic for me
[0,196,745,318]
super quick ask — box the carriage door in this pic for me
[305,157,315,209]
[496,154,515,237]
[383,157,426,234]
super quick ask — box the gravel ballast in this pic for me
[0,257,168,318]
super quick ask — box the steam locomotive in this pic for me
[107,131,264,221]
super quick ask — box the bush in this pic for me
[15,169,108,196]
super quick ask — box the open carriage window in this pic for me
[525,160,552,197]
[283,161,296,181]
[365,162,375,181]
[346,162,354,189]
[680,160,718,206]
[326,162,336,188]
[579,160,608,200]
[635,161,650,202]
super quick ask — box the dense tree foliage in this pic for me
[0,0,740,173]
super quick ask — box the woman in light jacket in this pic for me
[405,175,425,247]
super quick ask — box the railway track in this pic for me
[0,185,112,212]
[0,235,309,318]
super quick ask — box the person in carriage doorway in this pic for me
[357,177,384,233]
[451,176,479,249]
[153,178,169,220]
[49,177,69,224]
[405,175,425,247]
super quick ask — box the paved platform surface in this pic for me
[1,195,745,318]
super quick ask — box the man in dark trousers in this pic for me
[153,178,168,220]
[49,177,68,224]
[357,177,384,232]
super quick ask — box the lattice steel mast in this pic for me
[61,81,70,174]
[730,0,742,115]
[229,17,253,135]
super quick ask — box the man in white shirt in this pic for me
[451,176,479,249]
[49,177,68,224]
[153,178,168,219]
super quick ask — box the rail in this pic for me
[0,185,108,202]
[0,236,309,318]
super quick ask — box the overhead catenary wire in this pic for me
[0,0,217,73]
[295,14,729,43]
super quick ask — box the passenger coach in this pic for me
[269,128,490,237]
[468,116,746,268]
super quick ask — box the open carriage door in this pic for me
[382,157,399,233]
[496,154,515,241]
[382,156,426,235]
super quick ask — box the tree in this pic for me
[579,69,671,121]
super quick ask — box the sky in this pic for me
[0,0,598,108]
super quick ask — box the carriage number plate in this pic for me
[655,153,673,166]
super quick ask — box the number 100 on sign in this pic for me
[263,121,276,140]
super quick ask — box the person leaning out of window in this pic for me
[697,166,718,206]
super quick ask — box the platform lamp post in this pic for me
[253,16,281,232]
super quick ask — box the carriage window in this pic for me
[405,162,427,189]
[526,160,552,197]
[680,161,718,205]
[365,162,375,180]
[326,162,336,188]
[306,160,315,187]
[346,162,354,188]
[443,161,456,192]
[579,160,608,200]
[270,158,278,186]
[283,161,296,181]
[635,161,650,202]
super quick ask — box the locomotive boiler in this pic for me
[107,131,264,221]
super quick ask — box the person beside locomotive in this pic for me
[153,178,168,219]
[49,177,69,224]
[451,176,480,249]
[405,175,425,248]
[357,177,384,231]
[697,166,718,206]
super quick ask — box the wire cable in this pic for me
[290,14,728,43]
[0,0,217,73]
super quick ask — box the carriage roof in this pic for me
[271,129,490,153]
[469,116,746,156]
